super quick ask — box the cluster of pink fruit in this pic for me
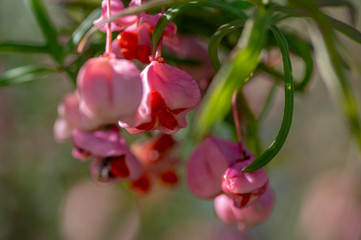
[54,0,274,231]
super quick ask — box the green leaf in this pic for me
[197,8,272,136]
[64,8,101,54]
[328,16,361,45]
[204,0,248,19]
[291,0,361,149]
[208,19,246,71]
[152,1,202,52]
[0,42,48,53]
[315,0,356,24]
[243,25,294,172]
[0,66,54,87]
[28,0,64,64]
[152,0,247,52]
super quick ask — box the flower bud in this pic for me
[214,189,275,231]
[222,160,269,208]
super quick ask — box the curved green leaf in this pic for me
[28,0,64,64]
[152,1,202,52]
[315,0,356,24]
[328,16,361,45]
[198,8,272,136]
[0,66,54,87]
[243,25,294,172]
[284,32,314,91]
[204,0,248,19]
[208,19,246,71]
[152,0,247,52]
[0,42,48,53]
[64,8,101,54]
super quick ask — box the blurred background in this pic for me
[1,0,361,239]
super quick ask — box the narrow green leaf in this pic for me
[0,42,48,53]
[0,66,54,87]
[152,1,202,52]
[204,0,248,19]
[152,0,247,52]
[64,8,101,54]
[28,0,64,64]
[208,19,246,71]
[315,0,356,24]
[284,32,314,91]
[328,16,361,45]
[198,8,272,136]
[291,0,361,149]
[243,25,294,172]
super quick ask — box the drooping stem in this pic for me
[105,0,112,55]
[232,89,244,158]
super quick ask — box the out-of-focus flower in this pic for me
[299,168,361,240]
[130,134,180,195]
[214,189,275,231]
[77,56,143,126]
[93,0,138,32]
[54,92,102,142]
[186,137,242,199]
[119,60,200,134]
[72,127,143,182]
[222,160,269,208]
[61,180,140,240]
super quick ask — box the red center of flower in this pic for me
[136,90,187,131]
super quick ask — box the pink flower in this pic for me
[72,127,143,182]
[77,56,143,126]
[186,137,244,199]
[93,0,138,32]
[222,161,269,208]
[214,189,275,231]
[119,60,201,134]
[54,92,102,142]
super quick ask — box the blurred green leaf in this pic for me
[328,16,361,45]
[208,19,246,71]
[315,0,356,24]
[198,8,272,136]
[204,0,248,19]
[0,42,48,53]
[0,66,54,87]
[152,2,202,52]
[258,81,278,122]
[64,8,101,54]
[291,0,361,149]
[28,0,64,64]
[243,24,294,172]
[153,0,247,52]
